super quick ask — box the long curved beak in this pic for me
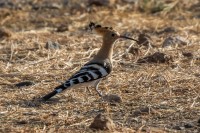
[119,35,138,43]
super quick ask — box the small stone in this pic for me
[182,52,193,58]
[184,123,193,128]
[162,36,174,48]
[89,114,115,131]
[132,107,151,117]
[132,107,162,117]
[45,41,61,50]
[162,36,189,48]
[102,94,122,103]
[137,52,172,63]
[15,81,35,88]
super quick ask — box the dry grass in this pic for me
[0,0,200,132]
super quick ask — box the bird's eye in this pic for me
[111,33,115,37]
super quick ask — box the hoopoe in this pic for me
[42,22,138,101]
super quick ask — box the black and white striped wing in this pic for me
[63,63,112,87]
[42,63,112,101]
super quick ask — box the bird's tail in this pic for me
[41,84,67,101]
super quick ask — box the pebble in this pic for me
[162,36,189,48]
[89,113,115,131]
[102,94,122,103]
[45,41,61,50]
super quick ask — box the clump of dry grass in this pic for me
[0,0,200,132]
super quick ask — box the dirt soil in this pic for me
[0,0,200,132]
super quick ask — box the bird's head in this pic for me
[89,22,138,43]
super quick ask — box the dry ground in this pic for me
[0,0,200,132]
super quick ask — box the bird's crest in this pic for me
[89,22,117,35]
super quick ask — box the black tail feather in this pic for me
[42,90,58,101]
[41,84,68,101]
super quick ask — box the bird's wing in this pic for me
[42,62,112,101]
[64,63,112,88]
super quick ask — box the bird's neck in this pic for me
[95,39,115,61]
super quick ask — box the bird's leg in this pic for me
[86,87,92,94]
[94,79,103,97]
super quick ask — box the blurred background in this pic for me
[0,0,199,32]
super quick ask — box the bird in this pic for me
[42,22,138,101]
